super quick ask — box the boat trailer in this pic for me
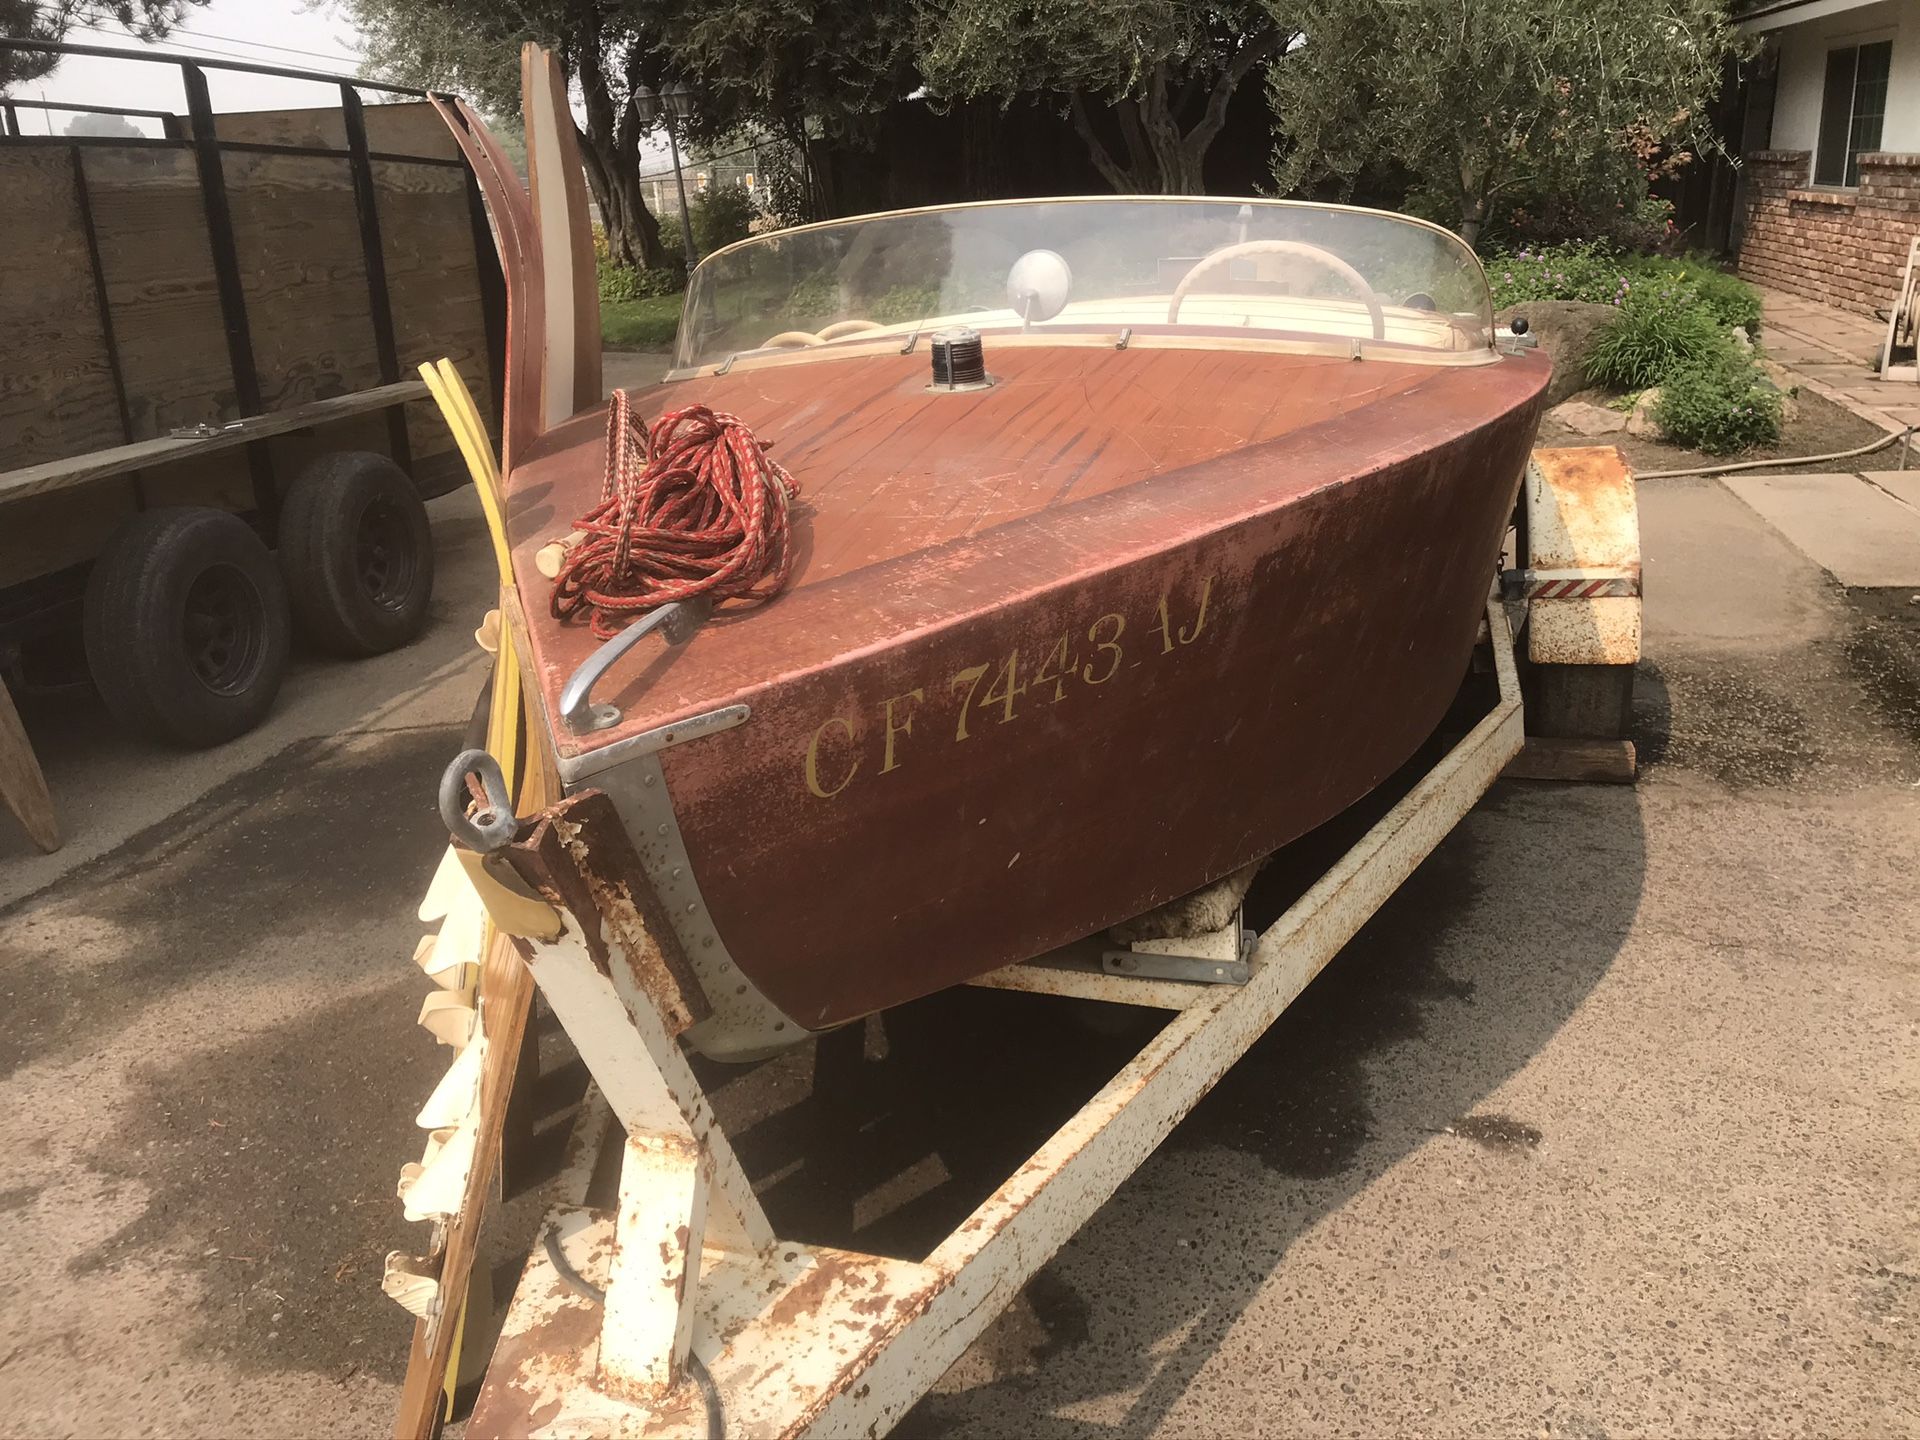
[406,444,1640,1437]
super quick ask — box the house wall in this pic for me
[1768,0,1920,160]
[1739,150,1920,313]
[1739,0,1920,314]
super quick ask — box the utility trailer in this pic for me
[0,40,502,851]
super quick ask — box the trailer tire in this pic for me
[279,451,435,657]
[84,507,292,748]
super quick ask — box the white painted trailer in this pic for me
[446,587,1521,1437]
[399,433,1642,1436]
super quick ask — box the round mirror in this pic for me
[1007,249,1072,324]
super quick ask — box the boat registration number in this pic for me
[803,576,1216,799]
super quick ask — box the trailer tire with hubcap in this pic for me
[84,507,292,748]
[278,450,435,656]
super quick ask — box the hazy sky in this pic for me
[9,0,375,135]
[13,0,679,168]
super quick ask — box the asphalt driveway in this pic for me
[1,472,1915,1437]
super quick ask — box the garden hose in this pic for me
[1637,425,1915,480]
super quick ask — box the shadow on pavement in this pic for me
[680,709,1647,1434]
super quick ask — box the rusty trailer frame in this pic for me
[455,589,1523,1438]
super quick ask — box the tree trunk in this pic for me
[804,130,835,219]
[1139,65,1194,194]
[1164,144,1206,195]
[1068,91,1141,193]
[1068,29,1287,195]
[571,13,665,270]
[1071,84,1196,193]
[579,127,664,269]
[1457,161,1490,248]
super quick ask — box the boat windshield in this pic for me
[673,197,1493,373]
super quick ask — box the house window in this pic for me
[1814,40,1892,187]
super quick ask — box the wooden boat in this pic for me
[448,105,1549,1061]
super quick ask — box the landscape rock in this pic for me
[1626,388,1664,439]
[1759,357,1803,423]
[1547,398,1628,436]
[1494,299,1617,406]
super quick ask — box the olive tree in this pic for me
[346,0,676,269]
[919,0,1296,194]
[1267,0,1737,246]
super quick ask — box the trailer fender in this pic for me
[1517,446,1641,667]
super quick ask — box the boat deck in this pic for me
[506,345,1530,758]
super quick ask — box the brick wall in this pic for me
[1738,149,1920,317]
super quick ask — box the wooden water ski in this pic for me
[520,45,603,420]
[388,360,553,1440]
[390,56,604,1427]
[429,96,545,473]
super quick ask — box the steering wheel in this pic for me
[759,318,885,350]
[1167,240,1385,340]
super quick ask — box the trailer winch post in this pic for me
[483,793,775,1403]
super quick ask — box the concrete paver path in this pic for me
[1860,468,1920,513]
[1723,471,1920,587]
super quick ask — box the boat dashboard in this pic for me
[667,196,1500,381]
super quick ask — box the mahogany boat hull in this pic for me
[547,348,1550,1054]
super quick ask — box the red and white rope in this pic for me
[551,392,801,638]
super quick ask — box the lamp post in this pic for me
[632,80,699,269]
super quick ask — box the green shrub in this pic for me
[597,256,682,305]
[1483,244,1762,341]
[1673,260,1762,336]
[782,273,837,324]
[1584,279,1725,390]
[657,212,686,264]
[1493,185,1678,254]
[598,257,641,303]
[693,183,760,254]
[1654,345,1783,454]
[869,283,940,323]
[756,135,811,227]
[1484,240,1634,309]
[657,183,764,266]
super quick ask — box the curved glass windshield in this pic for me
[674,198,1492,373]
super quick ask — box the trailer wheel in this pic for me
[84,507,292,748]
[279,451,435,657]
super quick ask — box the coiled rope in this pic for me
[551,392,800,637]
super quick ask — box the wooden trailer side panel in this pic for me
[224,150,383,412]
[362,100,463,162]
[0,488,135,595]
[0,149,120,468]
[377,157,492,494]
[214,104,349,152]
[220,133,492,495]
[0,98,498,588]
[81,146,235,438]
[213,99,462,164]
